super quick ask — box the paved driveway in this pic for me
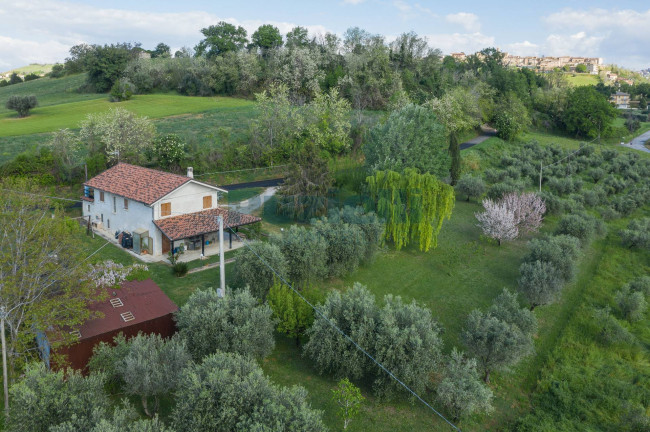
[624,130,650,153]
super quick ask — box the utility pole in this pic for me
[217,216,225,297]
[1,306,8,414]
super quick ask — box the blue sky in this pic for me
[1,0,649,71]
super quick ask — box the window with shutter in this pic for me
[100,191,105,202]
[203,195,212,209]
[124,199,128,210]
[161,202,171,217]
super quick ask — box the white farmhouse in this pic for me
[82,163,260,258]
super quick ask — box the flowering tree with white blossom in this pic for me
[476,192,545,245]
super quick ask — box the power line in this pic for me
[223,225,462,432]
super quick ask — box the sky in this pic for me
[1,0,649,71]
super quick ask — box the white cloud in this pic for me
[0,0,330,69]
[0,36,72,70]
[393,0,411,12]
[414,3,437,19]
[424,32,495,54]
[342,0,366,3]
[445,12,480,32]
[541,8,650,68]
[503,40,539,56]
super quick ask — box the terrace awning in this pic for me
[153,207,261,241]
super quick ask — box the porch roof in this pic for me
[154,207,261,241]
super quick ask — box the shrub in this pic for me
[589,168,605,183]
[5,94,38,117]
[593,307,634,345]
[326,206,383,261]
[628,276,650,297]
[621,218,650,250]
[456,175,486,202]
[109,78,136,102]
[23,72,40,81]
[486,181,519,200]
[539,191,563,215]
[484,168,507,183]
[172,262,188,277]
[615,285,648,322]
[176,288,275,361]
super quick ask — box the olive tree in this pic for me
[489,288,537,336]
[312,218,367,278]
[436,349,493,422]
[172,352,326,432]
[615,285,647,322]
[456,175,486,202]
[270,225,328,285]
[232,241,288,299]
[7,363,110,432]
[5,95,38,117]
[462,310,533,383]
[176,288,275,361]
[518,260,563,310]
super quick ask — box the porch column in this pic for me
[201,234,205,255]
[229,230,232,249]
[171,240,174,254]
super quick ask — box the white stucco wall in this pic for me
[82,192,159,254]
[82,180,222,257]
[153,181,220,220]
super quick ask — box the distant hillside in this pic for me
[0,63,55,77]
[0,73,104,115]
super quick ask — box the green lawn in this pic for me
[1,63,54,76]
[0,73,104,115]
[0,94,253,137]
[224,187,264,204]
[565,73,600,86]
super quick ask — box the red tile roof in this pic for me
[84,163,191,206]
[79,279,178,340]
[154,208,261,241]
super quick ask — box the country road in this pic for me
[624,129,650,153]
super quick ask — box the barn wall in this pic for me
[57,313,177,373]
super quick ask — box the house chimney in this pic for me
[187,167,194,178]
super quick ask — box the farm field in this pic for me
[0,94,253,137]
[0,74,104,114]
[565,73,600,86]
[1,63,54,76]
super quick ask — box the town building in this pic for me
[610,91,630,109]
[82,163,260,258]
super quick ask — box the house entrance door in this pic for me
[162,236,170,254]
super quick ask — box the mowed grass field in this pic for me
[0,94,253,137]
[565,73,600,86]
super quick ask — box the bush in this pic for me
[5,94,38,117]
[109,78,136,102]
[456,175,486,202]
[176,288,275,361]
[628,276,650,297]
[172,262,188,277]
[621,218,650,250]
[589,168,605,183]
[23,72,40,81]
[232,242,288,299]
[326,206,383,261]
[615,285,648,322]
[49,64,65,78]
[486,181,518,200]
[593,307,635,345]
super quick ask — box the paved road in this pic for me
[460,126,498,150]
[624,130,650,153]
[226,186,277,214]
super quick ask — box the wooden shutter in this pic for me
[203,195,212,209]
[100,191,105,202]
[161,202,171,217]
[124,199,128,210]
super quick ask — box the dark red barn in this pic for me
[58,279,178,371]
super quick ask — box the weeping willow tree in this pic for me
[366,169,455,251]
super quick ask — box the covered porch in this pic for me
[154,207,261,264]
